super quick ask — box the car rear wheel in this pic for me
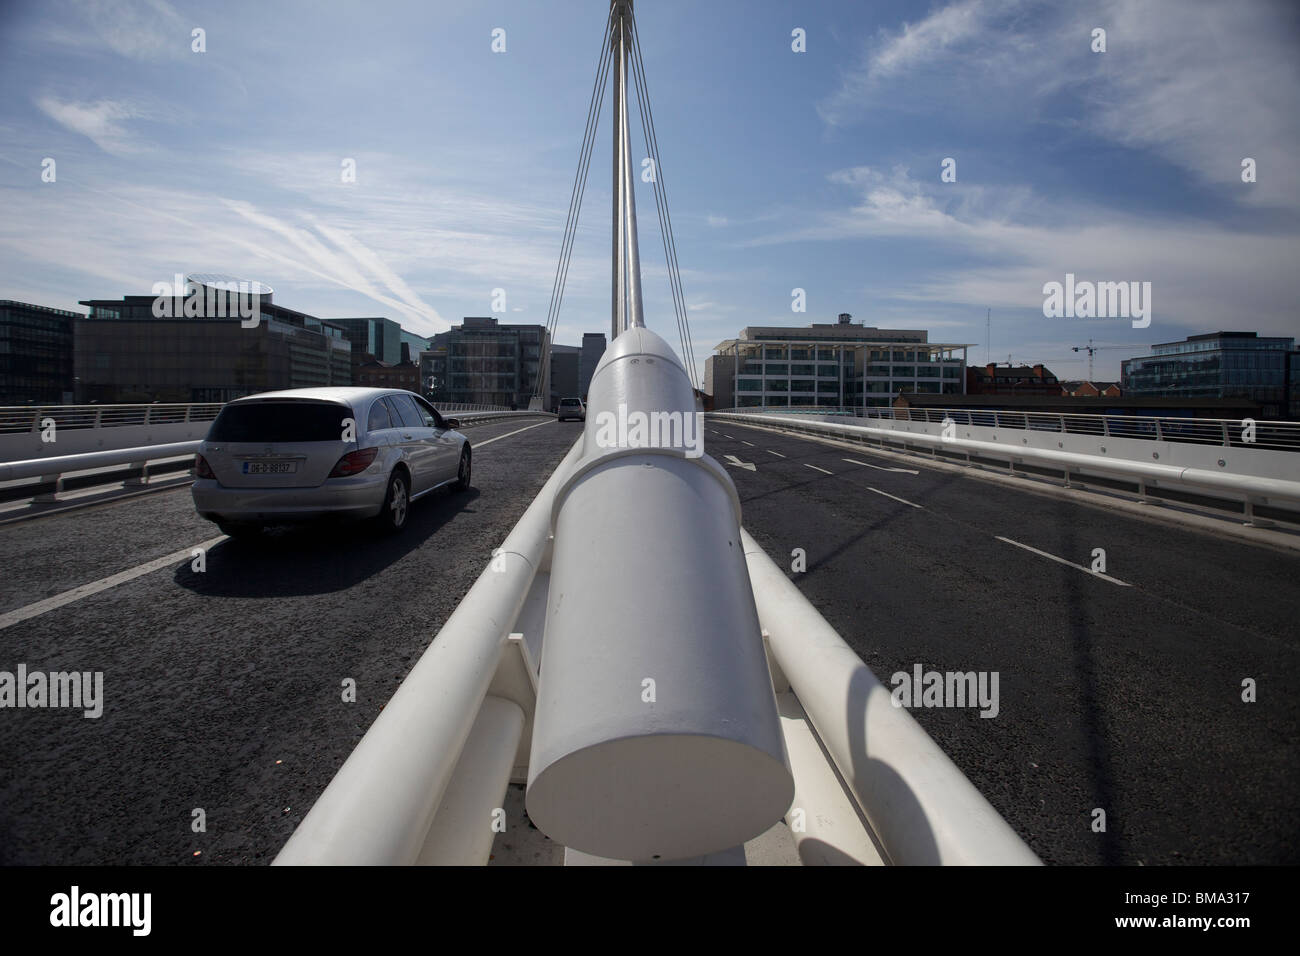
[454,447,471,492]
[378,470,410,533]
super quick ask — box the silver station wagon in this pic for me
[191,387,471,537]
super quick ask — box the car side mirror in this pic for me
[444,418,460,429]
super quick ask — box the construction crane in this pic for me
[1071,339,1131,380]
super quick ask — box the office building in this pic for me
[434,316,550,407]
[328,317,402,366]
[579,332,607,398]
[1121,331,1295,420]
[550,345,581,409]
[76,276,351,403]
[709,313,970,409]
[0,300,78,405]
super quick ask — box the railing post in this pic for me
[33,473,63,503]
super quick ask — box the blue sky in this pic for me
[1,0,1297,382]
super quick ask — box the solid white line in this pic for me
[766,450,786,458]
[804,463,834,475]
[0,536,227,631]
[867,486,921,509]
[473,420,553,447]
[995,536,1131,587]
[842,458,919,475]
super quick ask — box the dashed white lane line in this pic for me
[741,440,754,446]
[475,419,553,447]
[720,434,735,440]
[995,536,1131,587]
[867,487,921,509]
[804,463,834,475]
[0,536,228,631]
[842,458,919,475]
[766,450,786,458]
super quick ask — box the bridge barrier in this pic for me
[0,410,553,501]
[0,402,528,463]
[712,411,1300,520]
[274,437,584,864]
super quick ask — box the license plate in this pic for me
[243,460,297,475]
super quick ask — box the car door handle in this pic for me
[402,433,413,439]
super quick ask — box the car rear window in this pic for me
[561,399,581,406]
[208,401,350,442]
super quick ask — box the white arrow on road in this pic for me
[723,454,756,471]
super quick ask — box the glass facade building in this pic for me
[329,317,403,365]
[711,316,970,409]
[429,317,550,407]
[76,292,352,403]
[0,300,78,405]
[1121,331,1296,420]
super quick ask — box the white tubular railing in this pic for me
[273,437,583,865]
[742,529,1041,865]
[0,403,224,434]
[0,443,201,483]
[712,412,1300,510]
[716,406,1300,452]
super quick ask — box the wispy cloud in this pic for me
[35,96,142,154]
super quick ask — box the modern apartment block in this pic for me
[0,300,79,405]
[431,316,550,407]
[1121,331,1297,420]
[709,313,970,409]
[76,277,351,403]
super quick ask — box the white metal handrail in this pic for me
[715,406,1300,452]
[0,403,224,434]
[712,411,1300,514]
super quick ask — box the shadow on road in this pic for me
[172,487,481,598]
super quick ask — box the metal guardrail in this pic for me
[712,411,1300,526]
[715,406,1300,452]
[0,400,517,435]
[0,410,552,499]
[0,403,224,434]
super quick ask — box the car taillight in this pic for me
[193,454,215,479]
[329,447,378,477]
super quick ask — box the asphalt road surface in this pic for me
[1,414,1295,865]
[0,417,581,865]
[707,419,1299,865]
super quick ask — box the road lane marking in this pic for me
[0,536,227,631]
[995,536,1131,587]
[804,464,834,475]
[842,458,919,475]
[474,420,554,447]
[766,450,786,458]
[723,455,756,471]
[741,440,754,446]
[720,434,735,439]
[867,487,921,509]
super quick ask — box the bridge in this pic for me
[2,0,1297,867]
